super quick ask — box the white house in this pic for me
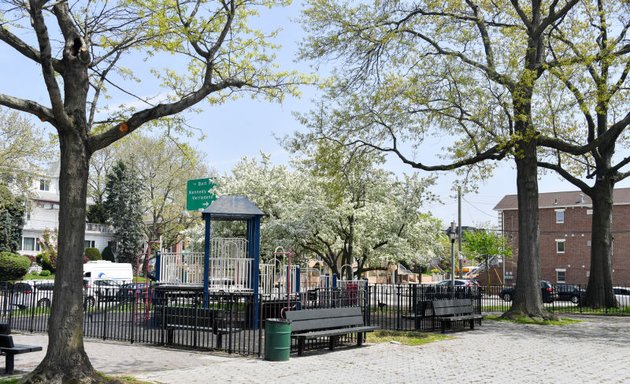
[19,161,115,257]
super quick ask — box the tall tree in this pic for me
[115,133,208,248]
[287,140,442,279]
[298,0,605,320]
[0,1,300,380]
[87,146,116,224]
[104,160,145,265]
[462,228,512,284]
[0,107,55,192]
[0,184,25,253]
[536,1,630,308]
[219,149,444,278]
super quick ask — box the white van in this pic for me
[83,261,133,285]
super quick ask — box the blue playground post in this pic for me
[250,216,261,329]
[295,266,301,310]
[203,214,211,308]
[154,251,161,282]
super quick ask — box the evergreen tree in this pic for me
[0,184,25,253]
[86,202,109,224]
[104,161,144,265]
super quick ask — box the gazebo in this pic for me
[202,195,264,327]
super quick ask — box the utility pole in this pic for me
[449,221,456,289]
[458,186,463,278]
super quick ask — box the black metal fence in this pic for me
[367,284,482,331]
[0,282,263,356]
[1,282,627,357]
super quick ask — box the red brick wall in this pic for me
[499,205,630,285]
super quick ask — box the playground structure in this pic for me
[159,241,351,297]
[160,238,252,290]
[153,195,366,329]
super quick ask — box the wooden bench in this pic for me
[0,334,42,374]
[285,307,378,356]
[402,300,432,329]
[432,298,483,333]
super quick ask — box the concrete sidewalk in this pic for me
[7,315,630,384]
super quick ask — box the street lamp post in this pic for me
[449,221,457,289]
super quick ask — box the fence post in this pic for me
[130,291,137,344]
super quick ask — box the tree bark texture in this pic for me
[585,181,618,308]
[503,137,549,319]
[24,134,101,383]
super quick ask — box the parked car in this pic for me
[12,281,55,309]
[500,281,555,303]
[427,279,479,299]
[613,287,630,306]
[84,279,124,305]
[116,282,152,302]
[436,279,480,287]
[555,284,585,304]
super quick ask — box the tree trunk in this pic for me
[503,83,553,320]
[503,138,552,319]
[23,134,103,383]
[585,181,617,308]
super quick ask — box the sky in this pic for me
[181,1,630,228]
[1,1,628,229]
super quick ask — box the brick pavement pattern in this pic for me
[9,315,630,384]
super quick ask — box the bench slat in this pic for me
[293,325,378,339]
[0,335,42,375]
[289,316,365,332]
[285,307,362,321]
[282,307,377,356]
[430,298,483,334]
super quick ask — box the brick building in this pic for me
[494,188,630,285]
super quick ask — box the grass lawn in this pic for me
[366,330,451,346]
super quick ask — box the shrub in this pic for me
[37,229,58,272]
[39,270,51,277]
[0,251,31,281]
[39,253,56,273]
[102,246,115,262]
[85,247,102,261]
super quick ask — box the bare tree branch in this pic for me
[29,0,67,124]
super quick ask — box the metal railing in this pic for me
[2,282,628,357]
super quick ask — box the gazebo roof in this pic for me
[202,195,264,220]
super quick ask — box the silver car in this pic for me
[12,281,55,308]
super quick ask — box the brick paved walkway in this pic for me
[8,315,630,384]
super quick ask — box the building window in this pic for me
[84,240,96,248]
[39,179,50,191]
[556,239,566,253]
[556,269,566,283]
[21,237,40,252]
[586,209,593,215]
[587,240,591,247]
[555,209,565,224]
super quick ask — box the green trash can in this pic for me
[265,318,291,361]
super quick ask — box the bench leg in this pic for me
[470,319,475,330]
[441,321,446,334]
[217,333,223,349]
[297,338,305,356]
[166,328,174,344]
[5,354,14,374]
[357,332,364,347]
[328,336,338,351]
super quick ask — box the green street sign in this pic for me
[186,178,216,211]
